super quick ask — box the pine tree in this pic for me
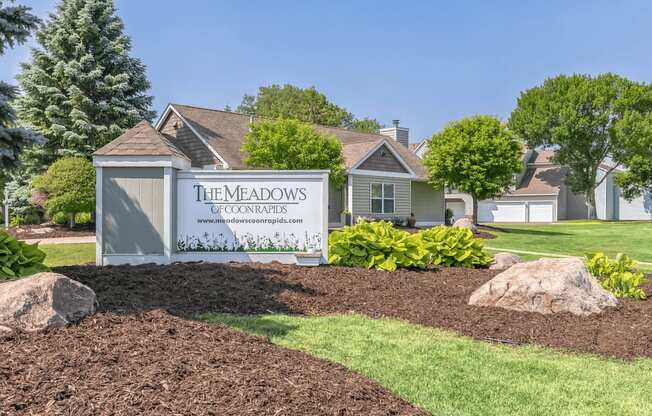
[0,1,41,176]
[16,0,155,163]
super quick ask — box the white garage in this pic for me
[528,202,554,222]
[478,200,555,223]
[478,201,526,223]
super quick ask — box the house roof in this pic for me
[528,149,556,165]
[167,104,427,179]
[94,121,190,160]
[511,166,565,195]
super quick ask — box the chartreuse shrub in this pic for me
[420,226,492,268]
[586,252,647,300]
[0,230,49,280]
[328,220,429,271]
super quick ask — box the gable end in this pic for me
[357,144,409,173]
[158,111,221,168]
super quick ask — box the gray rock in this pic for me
[452,217,477,233]
[469,258,617,316]
[0,272,96,333]
[489,252,523,270]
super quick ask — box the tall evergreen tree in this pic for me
[0,1,41,178]
[16,0,155,163]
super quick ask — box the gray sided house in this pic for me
[413,143,652,223]
[93,104,445,264]
[152,104,444,227]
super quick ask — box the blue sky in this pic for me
[4,1,652,143]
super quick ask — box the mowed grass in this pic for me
[203,313,652,416]
[40,243,95,267]
[484,221,652,269]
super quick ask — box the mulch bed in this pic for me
[1,310,426,416]
[57,262,652,359]
[6,224,95,240]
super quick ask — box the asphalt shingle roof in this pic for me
[94,121,190,160]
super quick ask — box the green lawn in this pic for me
[41,243,95,267]
[483,221,652,269]
[203,313,652,416]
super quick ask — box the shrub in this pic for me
[51,211,68,225]
[328,220,429,271]
[586,252,647,300]
[74,212,92,225]
[37,157,95,227]
[419,226,493,268]
[0,230,49,279]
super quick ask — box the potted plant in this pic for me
[341,210,352,226]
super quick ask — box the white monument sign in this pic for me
[176,171,328,262]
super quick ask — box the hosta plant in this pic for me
[419,226,492,268]
[586,252,647,300]
[0,230,49,280]
[329,220,429,271]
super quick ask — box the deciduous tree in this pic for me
[237,84,381,132]
[423,115,522,224]
[36,157,95,228]
[242,118,346,187]
[508,73,652,218]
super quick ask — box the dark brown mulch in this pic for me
[6,224,95,240]
[0,310,426,416]
[58,262,652,360]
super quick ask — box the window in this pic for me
[371,183,395,214]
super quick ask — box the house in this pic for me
[100,104,445,228]
[413,144,652,222]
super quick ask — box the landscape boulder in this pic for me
[469,258,617,316]
[0,272,96,334]
[452,217,477,234]
[489,252,523,270]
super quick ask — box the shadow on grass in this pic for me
[201,313,300,338]
[481,225,571,237]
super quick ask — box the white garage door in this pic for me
[446,201,466,222]
[528,202,554,222]
[478,202,526,223]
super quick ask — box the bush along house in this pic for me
[92,104,445,266]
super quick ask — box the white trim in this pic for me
[349,169,415,179]
[350,139,415,176]
[102,254,171,266]
[321,172,329,263]
[95,167,103,266]
[370,182,395,214]
[163,167,173,259]
[173,252,299,265]
[93,155,191,170]
[412,140,428,156]
[157,104,231,169]
[177,169,329,180]
[347,175,353,215]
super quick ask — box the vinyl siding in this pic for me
[411,181,445,223]
[357,144,408,173]
[351,175,410,220]
[159,112,220,168]
[102,167,165,255]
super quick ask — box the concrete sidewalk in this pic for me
[23,236,96,245]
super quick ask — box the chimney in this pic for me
[379,119,409,147]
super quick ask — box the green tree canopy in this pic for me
[236,84,382,133]
[16,0,155,165]
[423,115,522,224]
[36,156,95,227]
[0,1,41,184]
[242,118,346,187]
[508,73,652,218]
